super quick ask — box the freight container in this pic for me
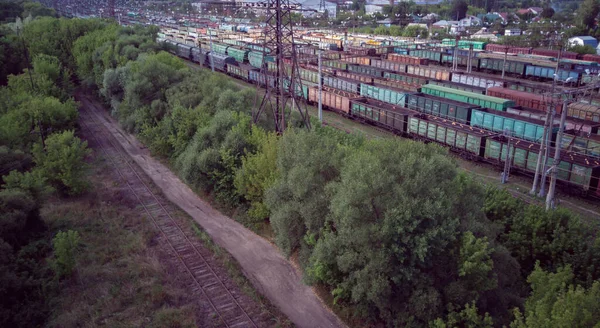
[298,67,321,84]
[507,106,600,134]
[308,88,362,114]
[370,59,407,73]
[486,87,560,113]
[485,44,532,55]
[405,50,440,63]
[406,66,451,81]
[406,93,477,124]
[427,80,486,94]
[387,53,429,65]
[360,83,408,105]
[212,43,230,55]
[484,135,600,193]
[583,54,600,64]
[408,115,491,156]
[176,43,193,60]
[248,70,276,88]
[532,48,578,59]
[470,108,557,142]
[283,79,312,100]
[383,72,427,86]
[345,45,376,56]
[441,55,480,69]
[336,71,374,84]
[479,58,526,75]
[208,53,236,71]
[248,51,274,68]
[226,63,253,80]
[323,76,361,94]
[421,84,515,111]
[525,66,580,82]
[560,132,600,159]
[341,56,373,66]
[226,46,249,63]
[567,102,600,122]
[348,64,387,78]
[350,98,413,132]
[373,78,419,92]
[323,60,348,70]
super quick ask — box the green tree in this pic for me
[459,232,497,293]
[403,25,429,38]
[32,130,91,195]
[0,189,39,247]
[432,302,494,328]
[578,0,600,30]
[234,127,280,222]
[569,44,597,54]
[540,7,555,19]
[52,230,80,277]
[511,264,600,328]
[451,0,469,20]
[307,139,484,325]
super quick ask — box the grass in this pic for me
[42,160,198,328]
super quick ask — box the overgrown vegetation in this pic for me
[2,1,600,327]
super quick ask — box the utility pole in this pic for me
[501,129,512,184]
[501,46,508,79]
[318,49,323,122]
[530,103,552,195]
[546,100,569,210]
[538,48,563,197]
[208,27,215,72]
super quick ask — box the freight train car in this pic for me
[486,87,561,113]
[420,84,515,111]
[405,93,478,124]
[307,87,362,114]
[409,115,493,158]
[360,83,408,105]
[350,98,413,132]
[484,135,600,196]
[470,108,556,142]
[370,59,408,73]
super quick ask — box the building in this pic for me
[459,15,481,27]
[299,0,337,18]
[505,28,521,36]
[365,4,383,15]
[568,36,599,49]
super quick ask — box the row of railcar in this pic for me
[313,90,600,197]
[160,37,600,196]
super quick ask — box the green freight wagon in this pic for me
[248,51,274,69]
[350,98,412,132]
[408,49,442,63]
[408,116,492,156]
[348,64,386,78]
[560,133,600,159]
[484,136,600,192]
[299,67,321,84]
[226,63,252,80]
[212,43,230,56]
[383,72,427,85]
[421,84,515,111]
[470,108,557,142]
[479,58,526,75]
[283,79,313,100]
[405,93,477,124]
[426,80,486,94]
[226,46,249,63]
[441,55,481,70]
[360,83,407,105]
[323,60,348,70]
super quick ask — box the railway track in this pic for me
[78,96,260,328]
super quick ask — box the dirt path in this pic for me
[79,93,346,328]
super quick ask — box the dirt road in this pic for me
[79,94,346,328]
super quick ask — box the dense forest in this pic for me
[2,1,600,327]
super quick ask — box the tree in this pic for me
[569,44,597,54]
[578,0,600,30]
[32,130,91,195]
[451,0,469,20]
[540,7,555,19]
[403,25,429,38]
[52,230,80,277]
[511,264,600,328]
[306,139,485,325]
[234,127,280,222]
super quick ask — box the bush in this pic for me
[32,130,91,195]
[52,229,80,278]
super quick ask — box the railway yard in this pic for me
[156,25,600,208]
